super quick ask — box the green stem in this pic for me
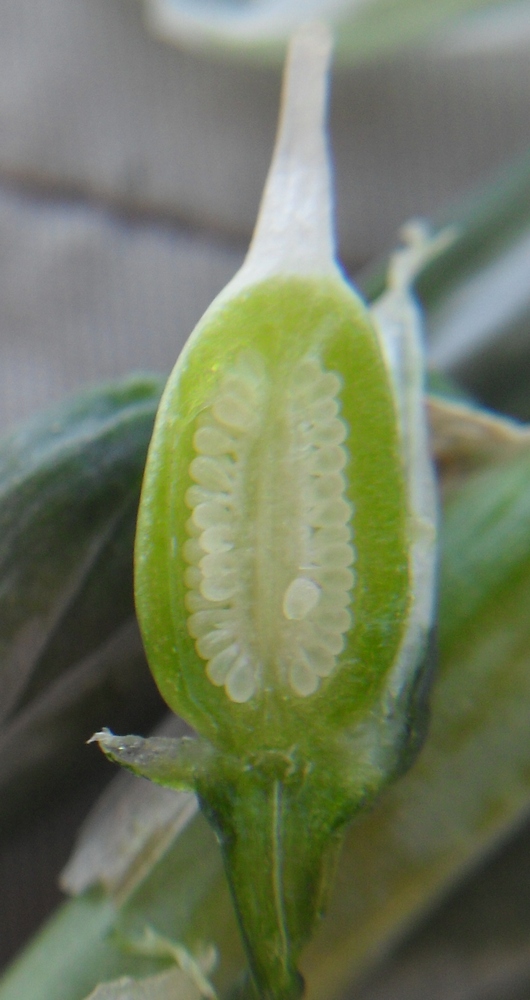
[92,731,357,999]
[198,761,345,1000]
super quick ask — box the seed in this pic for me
[183,349,355,701]
[303,645,335,677]
[190,456,235,492]
[225,656,257,703]
[192,501,232,530]
[294,359,322,388]
[185,485,214,509]
[311,542,354,569]
[289,660,319,697]
[292,369,341,405]
[313,566,355,593]
[185,517,201,538]
[309,420,347,446]
[193,426,235,456]
[222,374,260,404]
[200,573,239,602]
[200,525,234,553]
[318,589,351,609]
[309,447,347,476]
[188,609,235,638]
[200,551,237,576]
[312,526,351,546]
[206,644,240,685]
[212,396,254,432]
[196,629,235,659]
[313,606,351,631]
[319,372,342,397]
[282,577,321,620]
[182,538,204,565]
[307,398,339,422]
[313,628,346,655]
[184,590,211,612]
[184,567,202,590]
[306,473,344,502]
[307,498,352,527]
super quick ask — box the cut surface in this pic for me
[183,350,354,703]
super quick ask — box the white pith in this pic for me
[183,349,354,703]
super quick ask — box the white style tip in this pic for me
[231,21,339,292]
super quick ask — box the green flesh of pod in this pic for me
[135,274,410,757]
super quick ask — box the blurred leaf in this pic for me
[418,148,530,314]
[83,970,199,1000]
[60,715,198,902]
[421,153,530,417]
[346,811,530,1000]
[81,932,217,1000]
[427,395,530,494]
[362,146,530,417]
[0,375,165,830]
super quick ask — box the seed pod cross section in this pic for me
[97,22,438,1000]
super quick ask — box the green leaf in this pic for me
[0,375,164,830]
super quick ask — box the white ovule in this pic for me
[183,350,355,702]
[282,578,321,620]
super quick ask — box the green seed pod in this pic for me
[100,22,438,1000]
[135,26,436,771]
[137,278,410,749]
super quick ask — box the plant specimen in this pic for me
[91,23,440,1000]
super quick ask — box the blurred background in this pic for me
[1,0,530,996]
[1,0,530,431]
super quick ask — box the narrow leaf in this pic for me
[0,375,164,829]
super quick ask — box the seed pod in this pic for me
[135,26,436,769]
[127,22,438,1000]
